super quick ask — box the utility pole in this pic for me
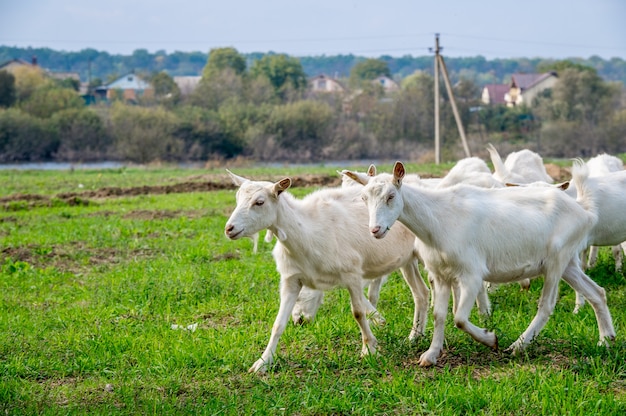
[430,34,471,163]
[433,34,441,164]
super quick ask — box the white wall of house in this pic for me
[522,76,558,105]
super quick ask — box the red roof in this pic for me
[511,72,556,90]
[484,84,509,104]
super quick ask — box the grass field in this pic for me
[1,163,625,415]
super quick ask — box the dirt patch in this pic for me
[1,243,153,274]
[0,166,573,211]
[122,209,204,221]
[0,174,342,210]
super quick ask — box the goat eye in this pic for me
[387,194,395,202]
[255,200,264,206]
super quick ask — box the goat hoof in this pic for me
[418,348,440,367]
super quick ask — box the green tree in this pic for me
[349,59,391,87]
[129,49,153,70]
[190,68,245,111]
[20,85,84,118]
[249,54,307,101]
[174,105,221,160]
[0,108,58,161]
[149,71,181,106]
[533,67,620,156]
[110,103,183,163]
[173,104,260,160]
[12,66,50,102]
[56,77,80,91]
[384,71,435,144]
[0,71,16,108]
[52,108,110,161]
[536,60,596,75]
[605,109,626,154]
[202,47,246,79]
[192,47,248,110]
[255,100,334,160]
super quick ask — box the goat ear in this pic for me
[342,170,368,186]
[273,178,291,196]
[226,169,247,186]
[367,164,377,176]
[393,161,405,186]
[556,181,570,191]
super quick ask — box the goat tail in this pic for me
[486,144,509,180]
[571,158,595,215]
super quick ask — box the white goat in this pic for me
[584,154,625,272]
[487,144,554,185]
[346,161,615,367]
[560,165,626,313]
[487,144,554,291]
[346,160,497,316]
[513,154,626,313]
[436,156,504,190]
[293,165,390,325]
[433,157,502,314]
[224,171,430,373]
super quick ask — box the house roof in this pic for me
[511,72,556,90]
[106,73,151,90]
[309,74,346,91]
[1,58,82,82]
[371,76,400,93]
[483,84,509,104]
[0,58,33,71]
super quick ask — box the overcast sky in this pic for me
[1,0,625,60]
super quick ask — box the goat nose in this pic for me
[225,224,234,234]
[371,225,381,234]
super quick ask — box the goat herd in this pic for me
[223,145,626,373]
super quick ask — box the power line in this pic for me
[2,31,624,58]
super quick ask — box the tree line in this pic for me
[0,47,624,164]
[2,46,626,87]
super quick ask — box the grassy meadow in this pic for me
[1,162,625,415]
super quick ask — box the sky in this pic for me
[1,0,625,60]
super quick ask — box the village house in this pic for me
[94,72,154,103]
[481,72,558,107]
[372,75,400,93]
[481,84,510,105]
[309,74,345,93]
[0,56,82,91]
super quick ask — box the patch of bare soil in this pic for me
[121,209,205,221]
[1,243,153,274]
[0,174,343,210]
[0,166,573,211]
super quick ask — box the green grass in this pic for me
[1,165,625,415]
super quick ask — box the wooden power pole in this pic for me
[431,34,471,163]
[433,34,441,164]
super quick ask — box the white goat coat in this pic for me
[566,170,626,247]
[224,173,429,373]
[488,144,554,184]
[355,161,615,367]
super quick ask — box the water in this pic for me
[0,160,384,171]
[0,161,126,171]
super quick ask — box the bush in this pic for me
[256,100,335,161]
[0,108,58,162]
[20,85,84,118]
[109,103,183,163]
[51,108,111,161]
